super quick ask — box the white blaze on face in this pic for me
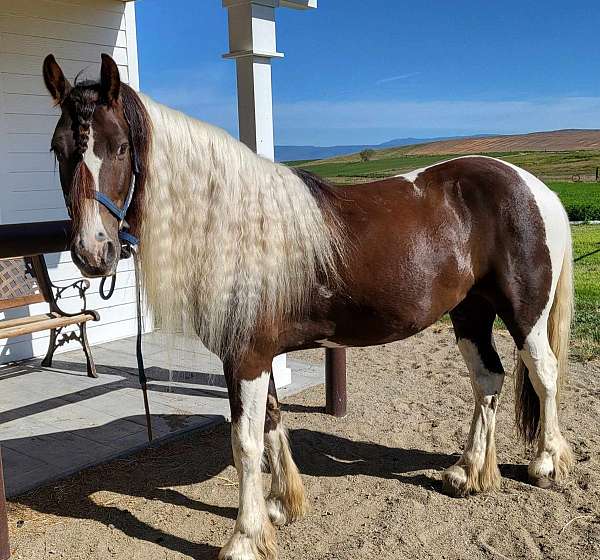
[81,125,108,242]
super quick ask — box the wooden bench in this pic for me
[0,255,99,377]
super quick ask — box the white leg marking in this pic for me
[520,317,573,483]
[443,338,504,496]
[264,415,307,526]
[220,372,276,560]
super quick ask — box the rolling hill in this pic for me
[404,129,600,155]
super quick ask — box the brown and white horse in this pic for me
[43,54,574,560]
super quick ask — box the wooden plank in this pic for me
[2,315,138,362]
[8,190,64,214]
[3,171,57,190]
[5,152,57,173]
[0,294,45,311]
[5,133,54,154]
[0,15,128,48]
[1,0,126,30]
[2,207,69,225]
[3,94,57,116]
[0,54,129,81]
[0,312,57,329]
[52,0,126,14]
[0,303,133,342]
[1,34,128,65]
[4,113,66,134]
[0,449,9,560]
[1,75,47,96]
[0,312,94,339]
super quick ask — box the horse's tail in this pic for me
[515,212,573,443]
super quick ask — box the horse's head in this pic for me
[43,53,147,277]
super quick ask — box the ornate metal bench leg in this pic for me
[41,327,58,368]
[80,323,97,378]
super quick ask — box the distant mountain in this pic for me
[275,135,494,162]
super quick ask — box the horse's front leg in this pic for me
[220,365,277,560]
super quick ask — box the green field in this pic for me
[289,151,599,359]
[572,224,600,360]
[546,182,600,222]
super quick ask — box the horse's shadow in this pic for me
[12,422,525,559]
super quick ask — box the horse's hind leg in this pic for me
[443,295,505,497]
[517,318,573,487]
[264,373,307,526]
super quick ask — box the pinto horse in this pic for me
[43,54,574,560]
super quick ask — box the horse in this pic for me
[42,53,574,560]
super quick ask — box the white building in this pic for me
[0,0,314,381]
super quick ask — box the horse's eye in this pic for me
[117,143,129,157]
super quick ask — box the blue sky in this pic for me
[136,0,600,146]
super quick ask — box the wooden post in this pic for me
[0,449,10,560]
[325,348,347,417]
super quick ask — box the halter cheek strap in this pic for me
[92,160,139,247]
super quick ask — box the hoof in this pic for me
[528,441,573,488]
[219,525,277,560]
[219,534,257,560]
[529,475,555,489]
[442,465,470,497]
[266,497,288,527]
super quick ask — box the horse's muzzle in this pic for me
[71,237,118,278]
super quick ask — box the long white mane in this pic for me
[138,94,340,358]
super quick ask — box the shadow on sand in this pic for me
[10,420,529,559]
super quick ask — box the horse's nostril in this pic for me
[95,231,107,242]
[104,240,116,265]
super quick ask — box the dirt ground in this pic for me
[6,325,600,560]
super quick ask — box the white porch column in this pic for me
[223,0,316,388]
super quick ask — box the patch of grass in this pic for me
[295,154,450,179]
[547,182,600,221]
[571,224,600,360]
[293,149,600,184]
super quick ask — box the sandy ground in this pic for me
[6,325,600,560]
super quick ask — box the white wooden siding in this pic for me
[0,0,141,363]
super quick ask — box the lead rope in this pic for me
[133,247,153,442]
[97,248,153,442]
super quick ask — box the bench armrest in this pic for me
[47,278,99,320]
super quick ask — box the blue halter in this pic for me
[93,163,139,247]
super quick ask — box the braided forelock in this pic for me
[63,84,99,232]
[68,84,99,160]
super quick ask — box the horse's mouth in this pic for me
[71,249,118,279]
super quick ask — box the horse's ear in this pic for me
[43,54,71,105]
[100,53,121,107]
